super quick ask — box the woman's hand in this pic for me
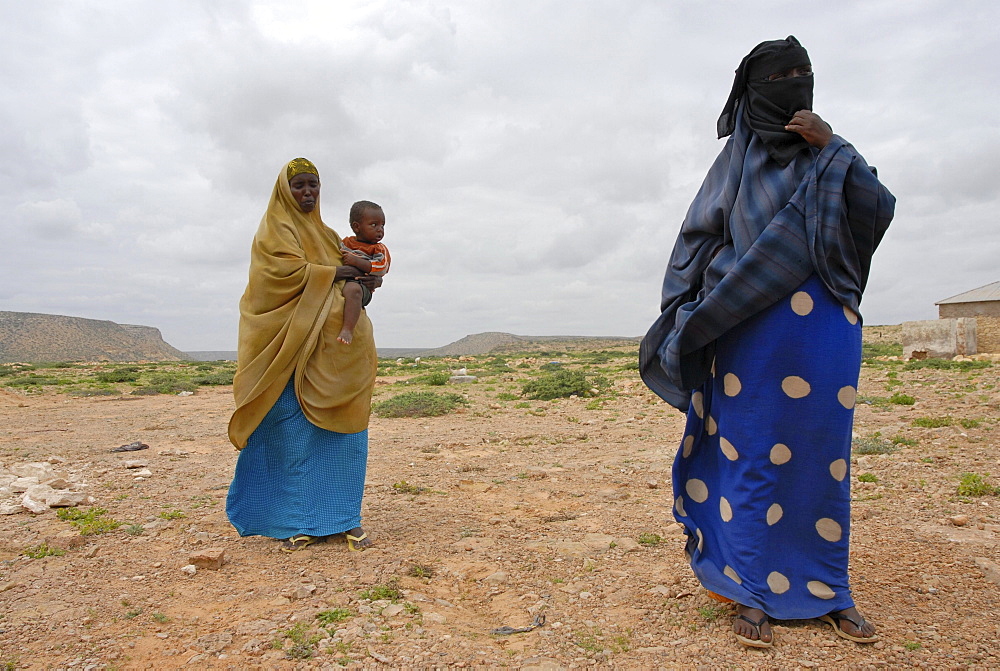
[334,265,382,290]
[785,110,832,149]
[335,265,364,281]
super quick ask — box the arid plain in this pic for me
[1,337,998,669]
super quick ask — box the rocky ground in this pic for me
[0,343,998,669]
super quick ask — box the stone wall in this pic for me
[976,316,1000,353]
[902,318,977,360]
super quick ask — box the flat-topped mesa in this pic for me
[0,311,189,363]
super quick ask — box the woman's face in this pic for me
[289,173,320,212]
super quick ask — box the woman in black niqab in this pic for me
[639,36,893,649]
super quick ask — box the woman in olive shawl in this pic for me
[226,158,380,552]
[640,37,894,647]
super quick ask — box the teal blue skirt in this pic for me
[673,275,860,619]
[226,378,368,539]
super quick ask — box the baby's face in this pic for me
[351,208,385,244]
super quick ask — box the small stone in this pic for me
[10,477,40,493]
[123,460,148,469]
[613,538,640,553]
[45,491,87,508]
[292,584,316,599]
[973,557,1000,585]
[21,492,50,514]
[188,548,225,570]
[484,571,508,584]
[950,515,969,527]
[646,479,659,489]
[45,531,86,550]
[521,656,563,670]
[180,564,197,576]
[381,604,406,617]
[10,463,57,479]
[423,612,447,624]
[133,469,153,478]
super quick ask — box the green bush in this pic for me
[957,472,999,497]
[23,543,66,558]
[522,370,601,400]
[193,371,235,385]
[57,507,122,535]
[406,372,449,386]
[912,416,953,428]
[889,392,916,405]
[853,435,896,455]
[372,391,468,418]
[862,342,903,359]
[97,367,140,383]
[903,359,991,371]
[359,583,402,602]
[6,375,62,387]
[132,373,198,395]
[0,363,35,376]
[316,608,352,624]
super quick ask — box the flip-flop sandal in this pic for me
[734,613,773,648]
[280,534,322,553]
[819,611,879,643]
[345,530,370,552]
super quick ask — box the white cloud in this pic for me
[15,199,84,238]
[0,0,997,350]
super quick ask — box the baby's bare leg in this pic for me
[338,282,363,345]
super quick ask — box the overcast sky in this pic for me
[2,1,997,351]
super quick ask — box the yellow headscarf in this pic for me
[227,159,377,448]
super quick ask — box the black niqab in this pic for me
[717,36,813,166]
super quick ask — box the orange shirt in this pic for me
[340,237,390,276]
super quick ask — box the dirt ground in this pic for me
[1,348,999,669]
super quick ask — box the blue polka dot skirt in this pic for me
[226,378,368,540]
[673,275,861,619]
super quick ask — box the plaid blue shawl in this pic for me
[640,111,894,411]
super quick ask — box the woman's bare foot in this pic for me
[733,605,772,647]
[337,330,353,345]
